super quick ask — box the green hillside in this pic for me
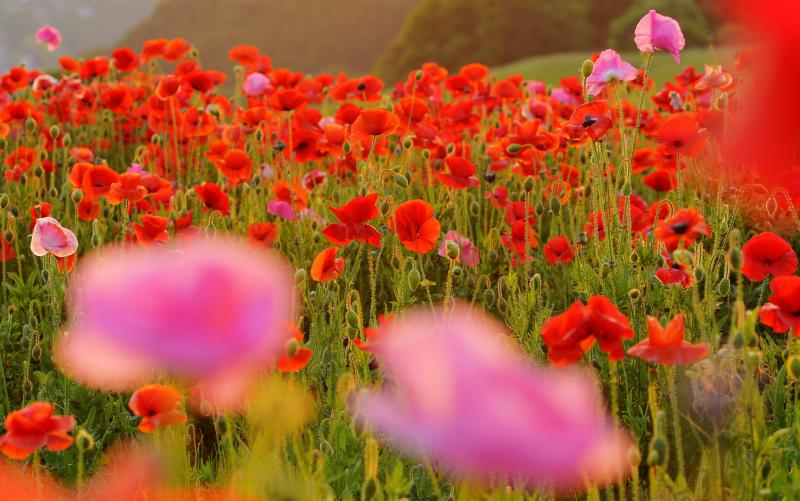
[117,0,419,75]
[494,46,735,86]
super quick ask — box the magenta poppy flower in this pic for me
[267,200,296,220]
[35,25,62,52]
[56,237,296,396]
[437,230,480,267]
[352,304,630,488]
[634,10,685,63]
[586,50,637,96]
[30,217,78,258]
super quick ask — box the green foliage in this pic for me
[374,0,594,83]
[117,0,418,75]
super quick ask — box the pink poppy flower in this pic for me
[56,237,296,400]
[351,304,630,488]
[634,10,686,63]
[437,230,480,267]
[243,72,272,97]
[586,50,637,96]
[267,200,296,220]
[30,217,78,258]
[35,25,62,52]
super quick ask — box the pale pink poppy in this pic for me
[30,217,78,258]
[56,237,297,401]
[267,200,295,220]
[586,50,638,96]
[351,303,630,488]
[437,230,480,267]
[242,72,272,97]
[35,25,62,52]
[634,10,685,63]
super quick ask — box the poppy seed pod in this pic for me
[717,277,731,296]
[483,172,496,183]
[621,182,632,196]
[729,330,745,350]
[395,174,408,188]
[26,117,37,131]
[693,265,705,283]
[787,355,800,382]
[49,125,60,138]
[507,143,523,154]
[62,133,71,147]
[407,268,421,292]
[33,166,44,177]
[445,240,460,260]
[534,202,545,216]
[346,309,360,330]
[523,176,535,193]
[422,149,430,159]
[447,143,455,155]
[4,230,13,243]
[581,59,594,78]
[0,194,8,209]
[415,70,423,81]
[274,140,287,152]
[403,137,412,149]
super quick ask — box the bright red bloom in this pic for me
[194,182,230,216]
[311,247,345,282]
[1,236,15,263]
[277,324,313,373]
[501,220,539,264]
[111,47,139,72]
[0,402,75,460]
[215,149,253,186]
[565,101,613,141]
[133,215,169,247]
[388,200,441,254]
[155,75,181,100]
[353,313,393,352]
[268,88,307,111]
[627,315,708,365]
[29,202,52,230]
[654,208,711,251]
[643,170,675,192]
[759,275,800,336]
[657,112,707,157]
[350,108,401,143]
[107,172,147,205]
[541,296,634,367]
[101,86,134,115]
[322,194,381,247]
[228,45,260,67]
[82,164,120,200]
[248,222,278,248]
[439,156,479,189]
[741,232,798,281]
[655,251,692,288]
[128,384,187,433]
[543,236,574,265]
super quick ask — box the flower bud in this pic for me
[672,249,693,267]
[787,355,800,382]
[729,248,742,272]
[549,196,561,215]
[627,288,641,302]
[483,172,496,183]
[284,337,299,358]
[403,137,413,149]
[507,143,523,154]
[49,125,60,139]
[0,194,8,209]
[729,330,745,350]
[346,309,360,330]
[717,277,731,296]
[581,59,594,78]
[294,268,307,283]
[648,437,667,466]
[445,240,460,260]
[395,174,408,188]
[415,70,423,81]
[693,265,705,283]
[2,230,12,243]
[483,288,495,307]
[407,268,421,292]
[621,182,632,196]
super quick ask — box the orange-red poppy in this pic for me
[310,247,345,282]
[247,222,278,248]
[439,156,479,189]
[128,384,187,433]
[108,172,147,205]
[229,45,260,67]
[627,315,708,365]
[350,108,401,143]
[277,324,313,373]
[133,215,170,246]
[215,149,253,186]
[322,193,381,247]
[388,199,441,254]
[82,164,120,199]
[195,182,230,216]
[0,402,75,460]
[654,208,711,251]
[741,231,798,281]
[657,112,707,157]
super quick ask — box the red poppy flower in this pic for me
[741,231,798,281]
[155,75,181,100]
[111,47,139,72]
[643,169,675,192]
[248,222,278,248]
[128,384,187,433]
[107,173,147,205]
[277,324,313,373]
[215,149,252,186]
[29,202,52,230]
[101,87,134,115]
[654,208,711,251]
[133,215,169,247]
[268,88,307,111]
[543,236,574,265]
[353,313,393,352]
[0,402,75,459]
[388,200,441,254]
[81,164,120,200]
[657,112,707,157]
[56,254,77,274]
[1,236,15,263]
[322,194,381,247]
[272,181,309,212]
[541,295,634,367]
[350,108,401,143]
[439,156,479,189]
[163,38,191,62]
[501,220,539,264]
[194,182,230,216]
[460,63,490,81]
[759,275,800,336]
[565,101,613,141]
[311,247,345,282]
[77,197,100,221]
[655,251,693,288]
[228,45,260,67]
[627,315,709,365]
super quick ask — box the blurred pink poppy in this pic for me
[586,49,637,96]
[56,237,297,405]
[243,72,272,97]
[30,217,78,258]
[267,200,296,220]
[35,25,62,52]
[437,230,479,267]
[634,10,685,63]
[351,303,630,488]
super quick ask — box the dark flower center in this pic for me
[582,115,597,128]
[670,221,689,234]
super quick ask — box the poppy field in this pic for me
[2,3,800,500]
